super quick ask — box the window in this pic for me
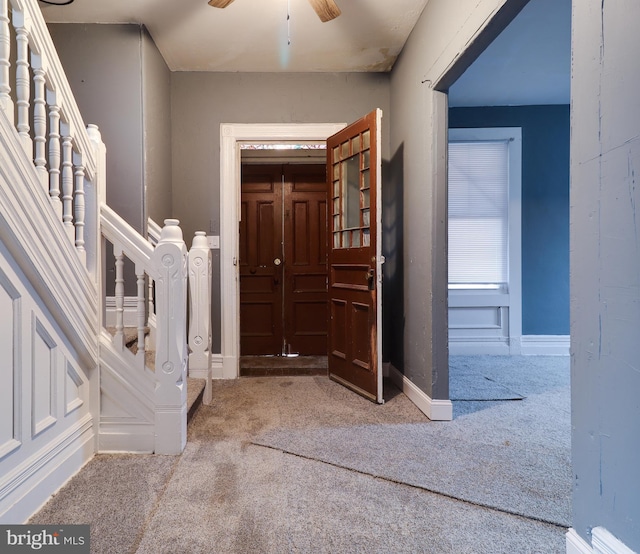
[448,139,509,288]
[447,127,522,355]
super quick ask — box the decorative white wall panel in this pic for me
[0,268,21,459]
[65,361,84,416]
[32,317,57,438]
[0,246,94,523]
[449,306,503,329]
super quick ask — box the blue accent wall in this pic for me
[449,105,570,335]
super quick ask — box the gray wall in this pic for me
[388,0,528,400]
[170,72,390,352]
[49,24,173,231]
[49,24,145,232]
[49,23,173,295]
[142,28,173,225]
[571,1,640,549]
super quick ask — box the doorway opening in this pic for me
[239,144,329,376]
[436,0,570,413]
[443,0,570,364]
[218,123,346,380]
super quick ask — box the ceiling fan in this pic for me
[208,0,341,23]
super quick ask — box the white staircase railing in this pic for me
[0,0,208,458]
[102,205,156,356]
[101,209,190,455]
[1,0,100,275]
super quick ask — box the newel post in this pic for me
[86,124,106,283]
[188,232,212,405]
[152,219,188,455]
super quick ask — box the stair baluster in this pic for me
[32,55,47,185]
[0,0,10,115]
[61,129,75,243]
[13,11,30,155]
[114,248,125,351]
[74,157,86,263]
[136,268,146,360]
[47,94,62,217]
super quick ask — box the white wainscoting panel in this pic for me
[98,330,155,453]
[0,268,21,460]
[32,317,57,438]
[448,299,512,355]
[0,249,95,523]
[65,362,85,416]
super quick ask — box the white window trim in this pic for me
[448,127,522,355]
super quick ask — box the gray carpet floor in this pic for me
[30,356,570,553]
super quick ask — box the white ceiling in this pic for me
[39,0,429,72]
[449,0,571,107]
[40,0,571,106]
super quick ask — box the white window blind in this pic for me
[448,140,509,286]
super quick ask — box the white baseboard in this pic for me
[98,421,154,453]
[0,415,95,523]
[449,335,570,356]
[522,335,570,356]
[105,296,139,327]
[566,527,637,554]
[388,364,453,421]
[448,338,511,356]
[188,368,210,380]
[214,354,237,379]
[592,527,637,554]
[567,529,593,554]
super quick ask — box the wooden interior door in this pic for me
[283,164,328,355]
[240,163,328,357]
[327,109,383,403]
[240,165,284,355]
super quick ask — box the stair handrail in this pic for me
[101,205,157,280]
[147,217,162,246]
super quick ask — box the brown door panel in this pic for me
[240,165,283,355]
[284,164,328,355]
[241,163,328,357]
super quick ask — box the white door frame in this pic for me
[219,123,346,379]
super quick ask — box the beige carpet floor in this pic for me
[30,357,570,553]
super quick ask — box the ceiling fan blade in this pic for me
[208,0,235,8]
[307,0,341,22]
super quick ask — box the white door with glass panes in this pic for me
[447,127,522,355]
